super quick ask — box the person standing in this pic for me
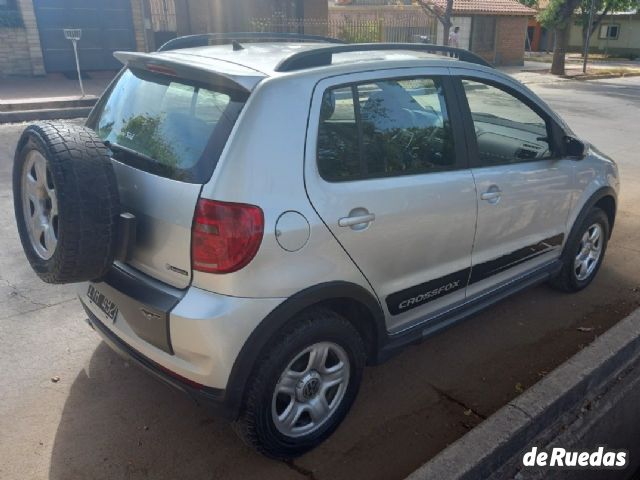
[448,26,460,48]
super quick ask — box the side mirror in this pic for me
[564,136,588,159]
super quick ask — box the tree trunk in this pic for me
[442,0,453,46]
[551,26,569,75]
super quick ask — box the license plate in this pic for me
[87,284,119,322]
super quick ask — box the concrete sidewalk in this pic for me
[407,307,640,480]
[0,71,116,102]
[0,71,116,123]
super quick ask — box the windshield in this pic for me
[89,68,247,183]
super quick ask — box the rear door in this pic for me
[454,73,575,297]
[86,67,248,288]
[304,68,477,333]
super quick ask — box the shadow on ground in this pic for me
[48,253,640,480]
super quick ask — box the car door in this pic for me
[304,68,477,333]
[453,73,575,298]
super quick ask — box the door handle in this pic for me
[480,191,502,201]
[338,213,375,228]
[480,185,502,204]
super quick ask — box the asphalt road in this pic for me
[1,77,639,480]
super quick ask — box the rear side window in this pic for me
[317,77,455,182]
[89,68,247,183]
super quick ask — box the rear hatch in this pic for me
[86,54,255,288]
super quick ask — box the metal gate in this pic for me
[149,0,177,49]
[33,0,136,73]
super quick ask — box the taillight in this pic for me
[191,199,264,274]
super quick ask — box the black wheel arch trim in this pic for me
[223,281,386,420]
[568,186,617,248]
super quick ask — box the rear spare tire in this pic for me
[13,122,120,284]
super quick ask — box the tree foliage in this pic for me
[538,0,582,29]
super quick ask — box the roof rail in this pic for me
[274,43,493,72]
[158,32,344,52]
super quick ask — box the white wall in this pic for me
[436,16,472,48]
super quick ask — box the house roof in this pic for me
[431,0,537,16]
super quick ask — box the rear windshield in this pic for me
[88,68,247,183]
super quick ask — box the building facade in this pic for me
[432,0,536,66]
[568,10,640,57]
[0,0,328,77]
[0,0,146,76]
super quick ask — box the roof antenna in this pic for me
[232,40,244,51]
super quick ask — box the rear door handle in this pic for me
[480,191,502,201]
[338,213,375,228]
[480,186,502,204]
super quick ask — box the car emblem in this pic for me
[140,308,161,322]
[302,378,320,399]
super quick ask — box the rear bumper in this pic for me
[84,305,231,416]
[79,264,285,418]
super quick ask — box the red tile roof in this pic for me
[430,0,537,16]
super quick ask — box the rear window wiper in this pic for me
[104,140,157,165]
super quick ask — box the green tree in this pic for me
[538,0,583,74]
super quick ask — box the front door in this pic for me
[456,75,575,297]
[304,69,477,333]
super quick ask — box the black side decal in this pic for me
[386,268,469,315]
[468,233,564,284]
[386,234,564,315]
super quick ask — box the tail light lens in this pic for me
[191,199,264,274]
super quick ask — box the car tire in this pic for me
[549,207,609,293]
[13,122,120,284]
[233,308,366,459]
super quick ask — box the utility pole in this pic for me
[582,0,596,73]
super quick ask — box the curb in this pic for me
[564,72,640,81]
[0,106,93,124]
[0,96,97,124]
[0,96,97,112]
[406,308,640,480]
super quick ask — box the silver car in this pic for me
[12,34,619,458]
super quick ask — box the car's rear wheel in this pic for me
[234,308,366,459]
[550,207,609,292]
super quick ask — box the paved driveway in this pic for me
[1,77,639,480]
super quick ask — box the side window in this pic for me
[462,79,551,166]
[317,86,361,180]
[317,77,455,182]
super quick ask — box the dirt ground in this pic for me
[0,77,639,480]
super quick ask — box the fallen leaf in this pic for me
[515,382,525,393]
[463,409,472,416]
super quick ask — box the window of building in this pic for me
[462,79,552,166]
[599,24,620,40]
[317,77,455,181]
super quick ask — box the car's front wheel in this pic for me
[550,207,610,292]
[234,308,366,459]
